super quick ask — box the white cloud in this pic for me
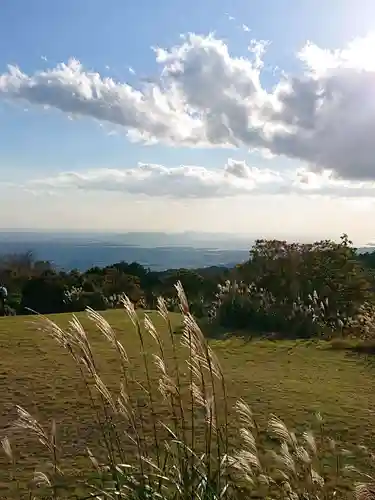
[0,57,203,145]
[2,33,375,180]
[24,159,375,199]
[224,159,253,179]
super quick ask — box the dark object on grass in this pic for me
[0,285,8,316]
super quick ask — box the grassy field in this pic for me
[1,309,375,496]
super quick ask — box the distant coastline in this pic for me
[0,231,250,271]
[0,231,371,272]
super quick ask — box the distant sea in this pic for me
[0,232,250,271]
[0,231,371,272]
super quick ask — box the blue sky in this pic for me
[1,0,375,243]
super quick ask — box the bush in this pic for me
[2,284,374,499]
[210,280,346,338]
[64,286,109,312]
[20,275,67,314]
[6,292,22,312]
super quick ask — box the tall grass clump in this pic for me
[2,283,375,499]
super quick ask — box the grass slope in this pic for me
[1,309,375,495]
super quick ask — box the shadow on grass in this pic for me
[172,318,254,341]
[330,338,375,355]
[327,338,375,375]
[174,316,359,348]
[195,318,275,343]
[195,319,315,343]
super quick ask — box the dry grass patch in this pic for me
[1,307,375,498]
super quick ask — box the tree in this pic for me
[224,234,375,336]
[20,273,67,314]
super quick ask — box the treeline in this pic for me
[0,251,230,316]
[2,235,375,339]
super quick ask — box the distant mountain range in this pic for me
[0,231,373,272]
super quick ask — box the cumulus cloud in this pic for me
[2,32,375,180]
[224,159,253,179]
[25,159,375,199]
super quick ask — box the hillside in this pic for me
[1,310,375,497]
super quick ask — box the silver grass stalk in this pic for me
[268,415,293,446]
[32,471,51,488]
[13,406,52,453]
[236,399,255,430]
[1,436,12,463]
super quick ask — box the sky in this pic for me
[2,0,375,243]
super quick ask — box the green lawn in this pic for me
[1,309,375,496]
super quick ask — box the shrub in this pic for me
[20,275,67,314]
[210,280,346,338]
[64,286,109,312]
[6,292,22,314]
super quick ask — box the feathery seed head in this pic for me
[276,443,296,476]
[295,445,311,464]
[13,406,52,452]
[190,381,205,406]
[121,294,137,325]
[240,428,257,453]
[33,471,51,487]
[303,430,317,455]
[315,411,323,423]
[233,450,261,473]
[236,399,255,429]
[86,307,116,345]
[268,415,293,445]
[144,314,159,343]
[175,281,189,314]
[94,374,116,412]
[157,296,169,320]
[153,354,167,375]
[205,395,217,429]
[1,436,12,462]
